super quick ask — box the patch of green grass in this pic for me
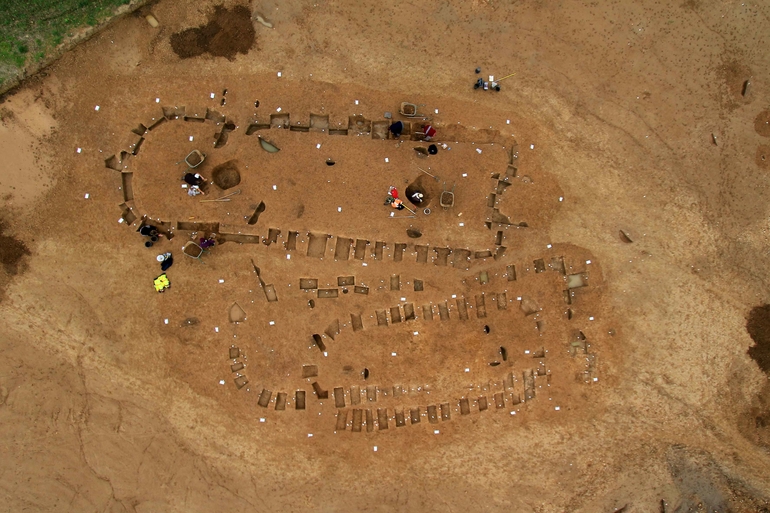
[0,0,132,84]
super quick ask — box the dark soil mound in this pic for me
[747,304,770,374]
[170,5,256,61]
[212,160,242,190]
[0,220,30,276]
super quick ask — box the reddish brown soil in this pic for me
[1,1,770,511]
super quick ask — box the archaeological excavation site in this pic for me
[1,0,770,511]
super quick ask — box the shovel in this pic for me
[416,166,439,182]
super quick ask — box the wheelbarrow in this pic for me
[440,183,456,210]
[182,241,206,262]
[400,102,419,117]
[184,150,206,168]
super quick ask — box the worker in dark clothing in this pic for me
[183,172,206,187]
[157,252,174,271]
[138,225,158,236]
[389,121,404,138]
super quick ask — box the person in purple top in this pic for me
[199,235,216,249]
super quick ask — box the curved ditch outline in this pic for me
[103,99,600,432]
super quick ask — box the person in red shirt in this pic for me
[423,124,436,141]
[386,186,405,209]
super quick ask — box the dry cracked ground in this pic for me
[1,0,770,512]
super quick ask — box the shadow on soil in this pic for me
[0,218,30,302]
[0,219,30,276]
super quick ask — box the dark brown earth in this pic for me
[170,5,255,60]
[211,159,242,189]
[0,219,30,276]
[748,304,770,374]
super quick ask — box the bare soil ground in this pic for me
[1,1,770,511]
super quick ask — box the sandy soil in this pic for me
[1,0,770,511]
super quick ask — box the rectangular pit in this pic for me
[434,247,450,266]
[336,410,348,431]
[372,120,389,140]
[452,249,471,269]
[427,405,438,424]
[334,387,346,408]
[354,239,368,260]
[307,232,330,258]
[377,408,389,430]
[393,243,407,262]
[415,245,429,264]
[395,409,406,427]
[275,392,287,410]
[475,295,487,318]
[438,302,450,321]
[337,275,355,286]
[121,172,134,201]
[270,113,290,128]
[456,298,469,320]
[334,237,352,260]
[351,313,364,332]
[300,278,318,290]
[258,389,272,408]
[352,409,363,432]
[374,241,385,260]
[350,386,361,405]
[440,403,451,421]
[310,113,329,131]
[285,231,298,251]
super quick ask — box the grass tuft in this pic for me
[0,0,132,86]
